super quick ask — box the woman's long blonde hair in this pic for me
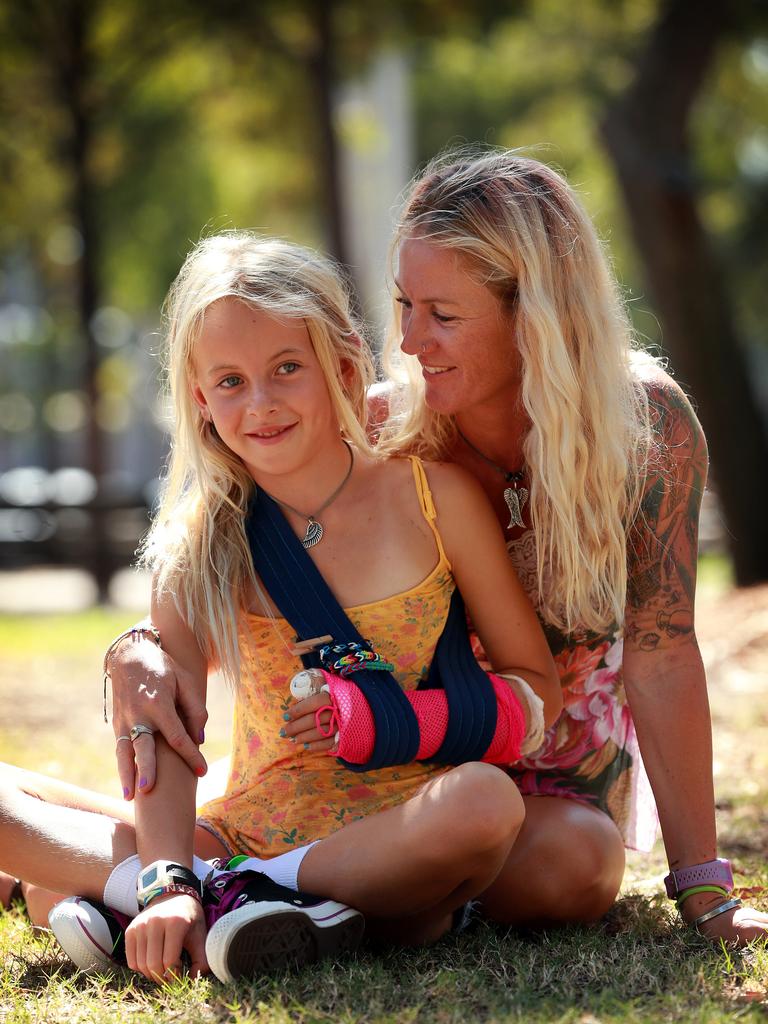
[379,149,657,635]
[141,232,375,684]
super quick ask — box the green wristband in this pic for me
[675,884,729,910]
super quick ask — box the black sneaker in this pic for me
[203,869,364,982]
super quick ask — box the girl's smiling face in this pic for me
[190,298,339,484]
[396,236,521,418]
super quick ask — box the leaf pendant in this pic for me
[503,486,529,529]
[302,518,324,548]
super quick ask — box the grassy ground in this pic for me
[1,566,767,1022]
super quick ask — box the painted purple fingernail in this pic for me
[123,786,130,798]
[139,776,147,789]
[199,729,205,743]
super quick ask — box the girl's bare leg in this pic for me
[298,762,525,944]
[0,761,227,925]
[479,795,626,926]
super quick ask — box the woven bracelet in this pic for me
[141,883,202,910]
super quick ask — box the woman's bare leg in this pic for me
[479,795,625,926]
[298,762,526,943]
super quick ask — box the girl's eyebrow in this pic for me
[393,280,461,306]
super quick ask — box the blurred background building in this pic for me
[1,0,766,603]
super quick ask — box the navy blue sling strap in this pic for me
[245,486,498,771]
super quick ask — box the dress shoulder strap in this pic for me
[408,456,451,571]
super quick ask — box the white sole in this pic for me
[205,899,364,982]
[48,897,119,972]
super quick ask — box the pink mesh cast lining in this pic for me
[324,670,526,766]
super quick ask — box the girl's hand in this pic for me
[125,892,208,982]
[282,693,337,753]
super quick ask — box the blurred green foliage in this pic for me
[0,0,765,371]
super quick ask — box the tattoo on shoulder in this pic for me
[626,376,708,652]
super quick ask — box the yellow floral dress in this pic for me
[198,459,454,858]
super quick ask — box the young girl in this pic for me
[0,233,560,984]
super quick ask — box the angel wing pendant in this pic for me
[302,518,324,548]
[503,485,529,529]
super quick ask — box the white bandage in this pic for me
[498,673,546,756]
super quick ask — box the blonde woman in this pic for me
[103,151,768,947]
[0,233,561,983]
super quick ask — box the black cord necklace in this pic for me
[265,440,355,548]
[457,427,528,530]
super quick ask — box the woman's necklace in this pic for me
[265,439,355,549]
[457,427,528,530]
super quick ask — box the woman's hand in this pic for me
[125,892,208,982]
[680,890,768,947]
[110,632,208,798]
[704,905,768,946]
[282,693,337,753]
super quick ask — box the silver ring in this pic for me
[129,724,155,743]
[116,735,131,743]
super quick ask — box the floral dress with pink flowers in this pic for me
[470,530,658,852]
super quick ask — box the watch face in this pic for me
[142,866,160,888]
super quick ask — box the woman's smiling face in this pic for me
[396,236,521,418]
[190,297,339,483]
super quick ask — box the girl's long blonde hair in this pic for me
[141,232,375,684]
[379,149,657,635]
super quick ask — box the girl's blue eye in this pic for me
[219,375,242,388]
[433,312,456,324]
[395,296,411,309]
[277,362,299,375]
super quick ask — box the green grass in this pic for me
[1,587,767,1023]
[3,901,767,1023]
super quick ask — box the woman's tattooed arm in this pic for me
[625,371,709,654]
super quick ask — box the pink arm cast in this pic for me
[314,670,526,766]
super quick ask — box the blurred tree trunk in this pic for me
[601,0,768,585]
[49,0,111,599]
[306,0,349,269]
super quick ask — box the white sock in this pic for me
[232,841,318,891]
[102,854,217,918]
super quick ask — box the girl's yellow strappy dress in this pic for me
[197,458,455,858]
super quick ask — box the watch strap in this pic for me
[663,858,733,899]
[136,860,203,908]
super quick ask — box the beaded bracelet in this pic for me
[102,626,162,723]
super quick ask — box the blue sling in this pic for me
[245,487,498,772]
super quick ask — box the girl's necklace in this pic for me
[265,439,355,549]
[456,427,528,530]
